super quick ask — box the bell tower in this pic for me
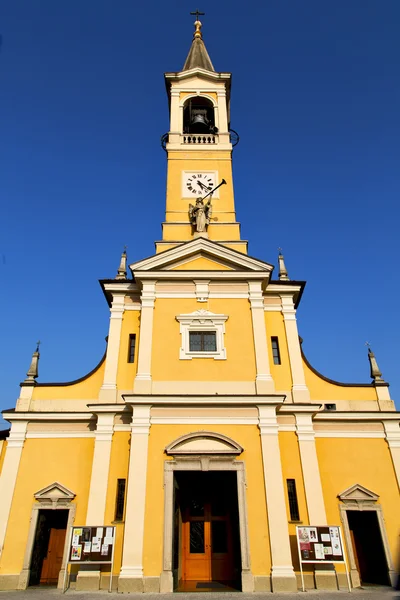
[157,16,247,254]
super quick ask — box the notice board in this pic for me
[68,525,115,563]
[296,525,351,592]
[63,525,116,593]
[296,525,344,562]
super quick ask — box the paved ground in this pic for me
[0,588,398,600]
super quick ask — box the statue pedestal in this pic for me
[193,231,208,239]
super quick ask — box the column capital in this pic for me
[7,420,28,448]
[141,281,156,308]
[93,412,115,442]
[295,413,316,442]
[131,405,151,435]
[257,405,279,435]
[383,420,400,448]
[248,281,264,308]
[280,295,296,320]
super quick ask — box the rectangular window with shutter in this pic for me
[114,479,126,521]
[271,336,281,365]
[287,479,300,521]
[128,334,136,363]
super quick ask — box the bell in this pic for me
[191,109,209,131]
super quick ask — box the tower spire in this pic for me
[183,11,215,72]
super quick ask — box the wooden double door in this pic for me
[180,472,239,583]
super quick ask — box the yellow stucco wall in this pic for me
[31,356,105,401]
[266,312,293,391]
[1,439,94,573]
[303,358,377,401]
[317,438,400,564]
[116,311,140,390]
[151,298,256,382]
[172,257,233,270]
[142,424,271,577]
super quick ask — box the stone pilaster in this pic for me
[383,420,400,491]
[99,294,125,403]
[134,282,156,394]
[281,296,310,403]
[258,405,297,592]
[0,420,28,560]
[76,412,115,591]
[249,282,274,394]
[118,405,151,592]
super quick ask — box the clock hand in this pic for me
[196,180,208,191]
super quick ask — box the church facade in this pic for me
[0,19,399,594]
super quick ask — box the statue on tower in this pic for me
[189,197,212,233]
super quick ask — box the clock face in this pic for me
[182,171,219,198]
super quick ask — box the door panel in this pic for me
[40,528,66,584]
[183,501,233,581]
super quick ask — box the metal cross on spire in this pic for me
[36,340,41,352]
[190,9,205,21]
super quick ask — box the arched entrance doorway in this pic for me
[160,432,253,593]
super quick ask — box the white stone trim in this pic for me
[129,237,272,273]
[0,420,28,560]
[100,293,125,402]
[123,394,286,406]
[281,295,310,403]
[86,413,115,525]
[193,279,210,302]
[176,309,228,360]
[249,282,274,394]
[134,281,156,393]
[165,431,243,455]
[314,431,386,438]
[124,303,141,311]
[314,412,400,421]
[295,414,327,525]
[383,421,400,490]
[257,406,297,591]
[3,412,95,421]
[119,406,151,591]
[26,432,95,439]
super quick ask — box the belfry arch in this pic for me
[182,96,218,135]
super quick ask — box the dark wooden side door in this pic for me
[40,527,66,585]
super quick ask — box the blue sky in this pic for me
[1,1,399,424]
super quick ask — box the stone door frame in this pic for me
[338,484,396,587]
[160,457,253,592]
[17,482,76,590]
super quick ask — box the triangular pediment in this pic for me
[338,483,379,503]
[129,238,273,275]
[35,481,76,504]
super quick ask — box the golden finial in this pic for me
[190,9,205,38]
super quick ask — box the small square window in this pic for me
[189,331,217,352]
